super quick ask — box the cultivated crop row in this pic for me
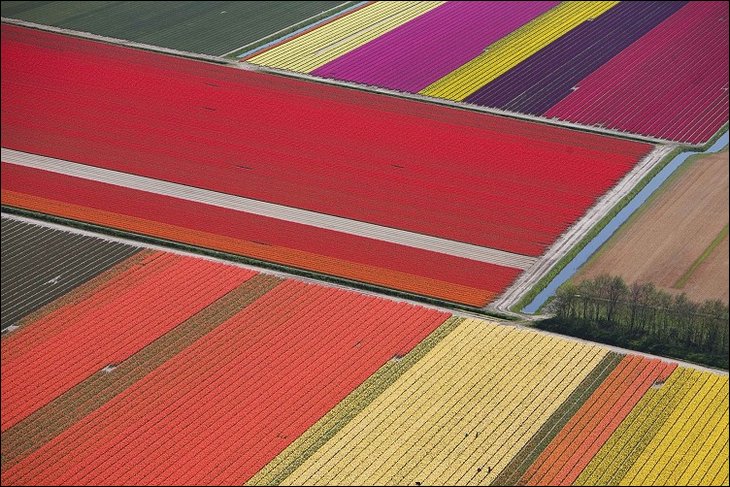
[1,280,448,485]
[309,1,557,93]
[278,318,728,486]
[465,2,685,115]
[248,1,443,72]
[283,321,608,485]
[421,1,618,102]
[546,1,729,144]
[250,1,728,144]
[0,217,139,328]
[520,356,676,485]
[0,252,254,432]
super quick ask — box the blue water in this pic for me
[235,2,367,59]
[522,131,729,314]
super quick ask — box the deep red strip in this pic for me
[1,24,651,256]
[2,163,521,305]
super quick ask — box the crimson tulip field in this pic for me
[1,23,653,306]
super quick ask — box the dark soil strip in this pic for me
[0,273,281,470]
[491,351,623,486]
[1,249,154,338]
[1,217,141,330]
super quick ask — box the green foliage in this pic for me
[539,274,729,370]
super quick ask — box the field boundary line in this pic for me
[0,211,511,323]
[222,1,364,58]
[241,64,685,146]
[673,223,729,290]
[1,148,535,270]
[246,316,466,486]
[1,17,236,65]
[3,212,727,376]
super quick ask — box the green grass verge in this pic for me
[224,1,359,59]
[673,224,728,289]
[1,206,517,321]
[513,123,729,314]
[246,316,466,485]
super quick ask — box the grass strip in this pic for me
[246,315,465,486]
[673,224,728,289]
[0,274,281,470]
[491,351,623,486]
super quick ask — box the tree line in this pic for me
[539,274,729,369]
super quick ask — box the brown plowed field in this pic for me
[576,149,729,304]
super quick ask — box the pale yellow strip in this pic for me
[283,319,505,485]
[420,1,619,101]
[373,334,560,486]
[315,321,515,486]
[248,1,443,73]
[685,413,729,485]
[574,368,692,486]
[283,319,605,486]
[676,379,729,486]
[619,372,724,485]
[655,377,727,485]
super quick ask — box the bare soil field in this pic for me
[0,216,140,329]
[576,149,729,304]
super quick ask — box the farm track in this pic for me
[492,144,675,313]
[0,149,535,271]
[0,22,651,258]
[575,149,729,305]
[0,218,139,329]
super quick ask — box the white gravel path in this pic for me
[2,148,536,270]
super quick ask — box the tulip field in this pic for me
[249,1,729,145]
[1,219,727,486]
[1,22,655,307]
[2,3,729,485]
[274,321,728,486]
